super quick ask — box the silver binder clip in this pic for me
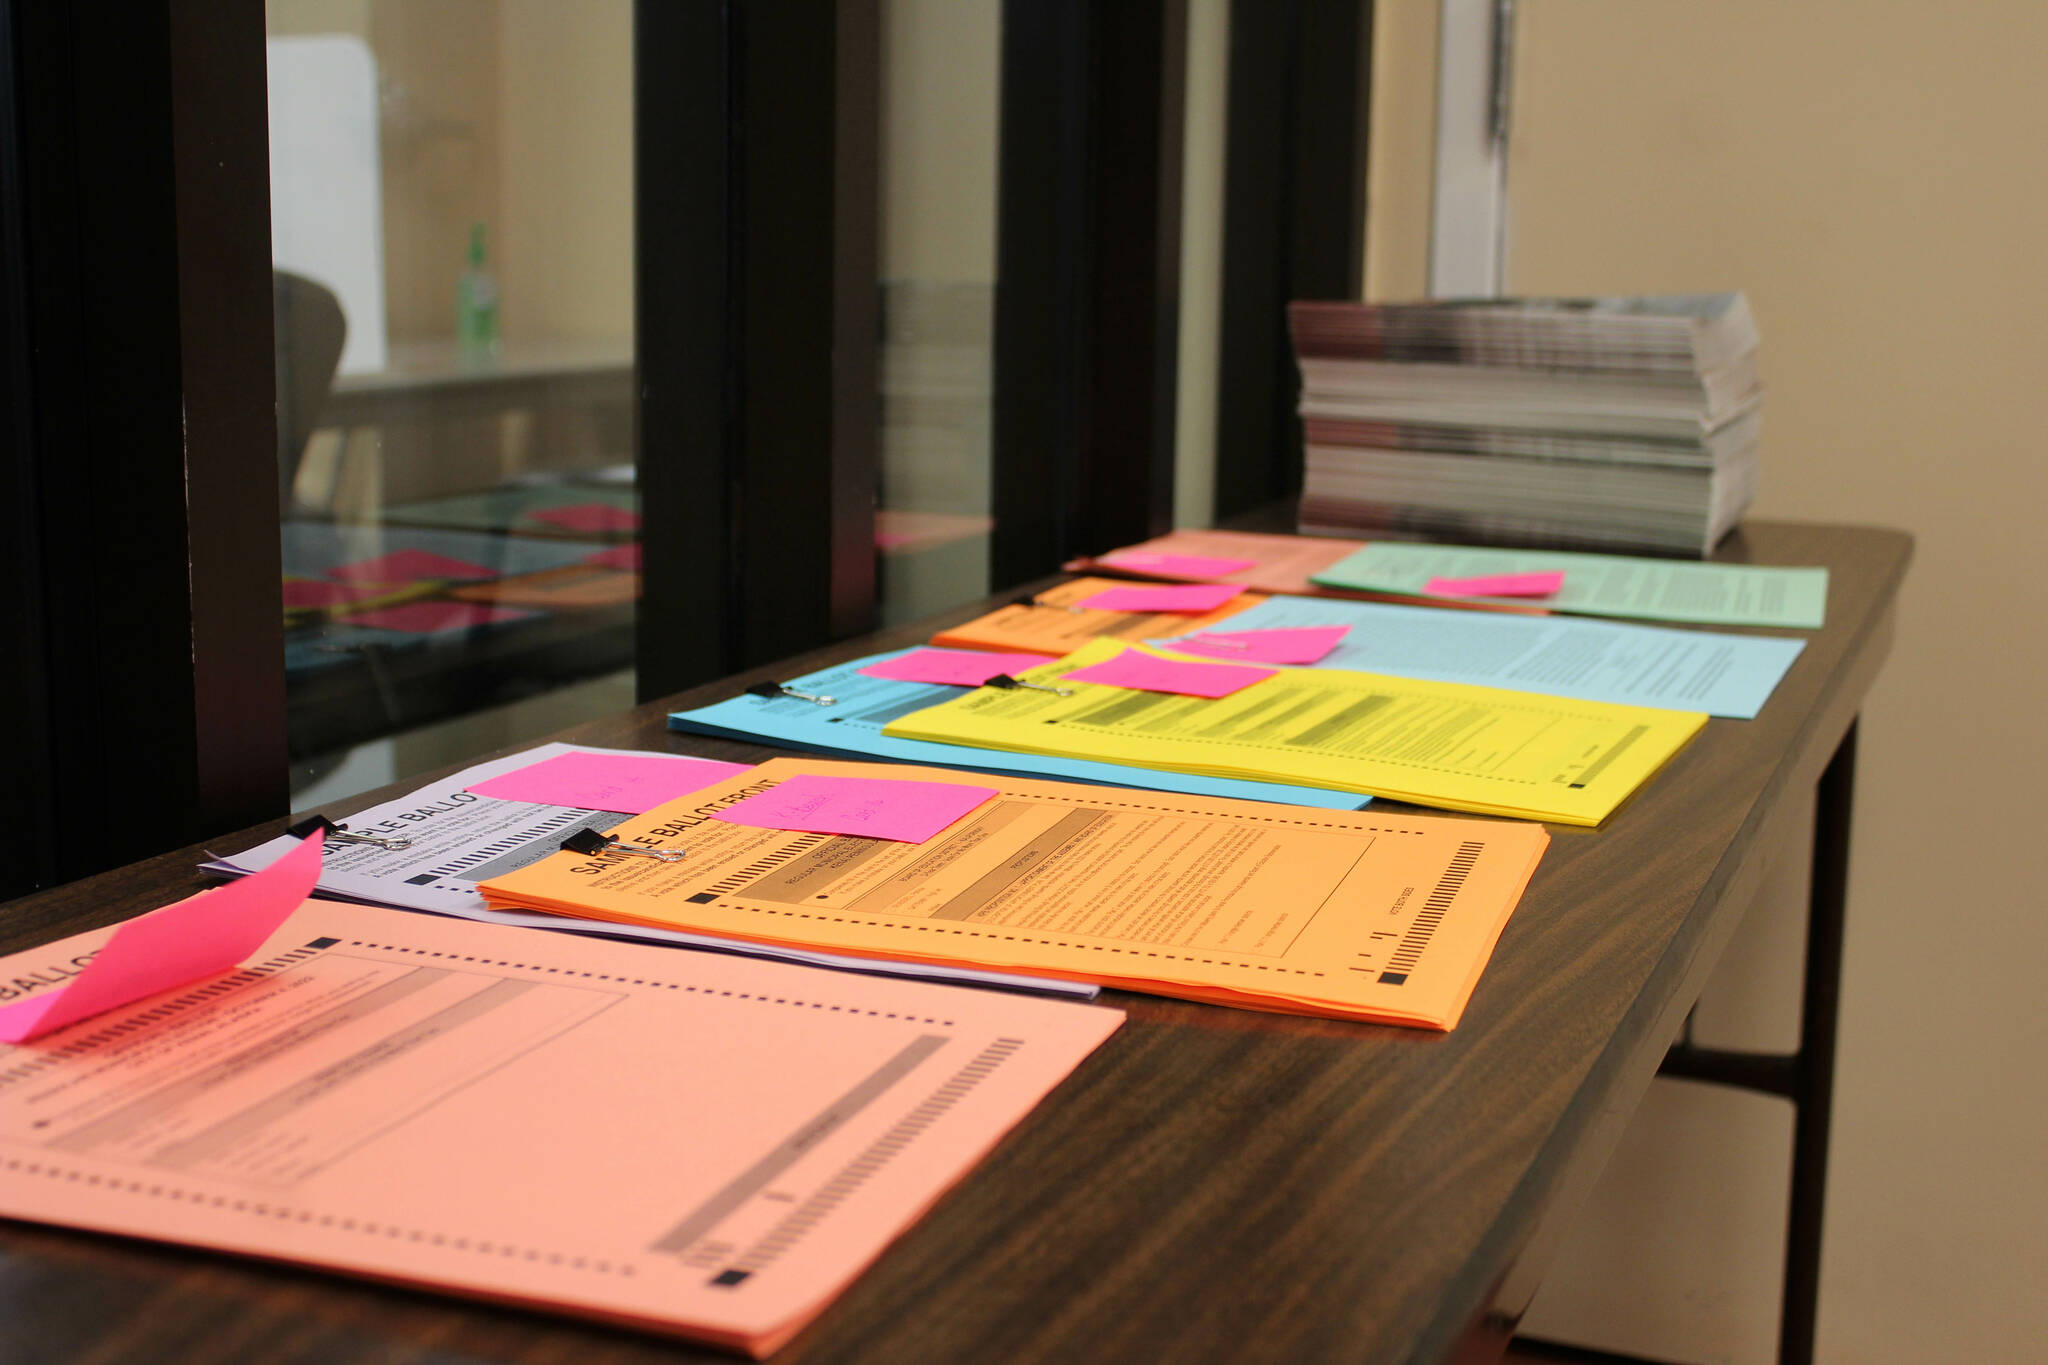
[560,829,688,862]
[286,814,415,851]
[744,680,837,707]
[984,673,1075,698]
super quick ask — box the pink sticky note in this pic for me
[1064,649,1276,698]
[858,648,1063,687]
[1424,570,1565,599]
[467,752,753,814]
[1098,551,1258,579]
[0,832,324,1043]
[282,579,393,610]
[339,602,537,633]
[326,549,497,583]
[582,543,643,572]
[1170,625,1352,665]
[527,503,642,534]
[713,774,997,843]
[1077,583,1248,613]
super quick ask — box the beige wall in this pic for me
[1373,3,2048,1361]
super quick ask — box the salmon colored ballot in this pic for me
[889,637,1707,826]
[0,898,1120,1357]
[929,575,1262,656]
[480,758,1550,1029]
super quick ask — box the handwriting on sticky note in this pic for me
[0,831,325,1044]
[467,751,754,814]
[1077,583,1247,613]
[1170,625,1351,665]
[858,648,1063,688]
[1064,649,1275,698]
[1098,551,1257,579]
[712,774,998,843]
[1424,571,1565,599]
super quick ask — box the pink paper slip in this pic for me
[0,832,323,1043]
[340,601,537,633]
[582,543,643,572]
[467,751,753,814]
[858,648,1062,687]
[0,897,1122,1356]
[1097,551,1258,579]
[1424,570,1566,599]
[527,502,642,534]
[282,579,393,610]
[1169,625,1351,665]
[327,549,497,583]
[1076,582,1248,613]
[714,773,998,843]
[1064,649,1276,698]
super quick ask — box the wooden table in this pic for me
[0,521,1911,1365]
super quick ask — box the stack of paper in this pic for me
[1289,294,1763,556]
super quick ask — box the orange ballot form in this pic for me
[885,637,1708,826]
[0,898,1120,1358]
[929,575,1263,656]
[479,758,1550,1029]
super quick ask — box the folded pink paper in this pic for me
[327,549,496,583]
[0,831,324,1043]
[713,774,998,843]
[467,751,754,814]
[340,602,536,634]
[858,647,1062,687]
[1424,570,1565,599]
[1170,625,1351,665]
[581,543,643,572]
[1097,551,1257,579]
[1063,649,1275,698]
[1077,582,1247,613]
[527,503,641,534]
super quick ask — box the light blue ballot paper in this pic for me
[669,649,1372,810]
[1156,595,1805,719]
[1310,542,1830,629]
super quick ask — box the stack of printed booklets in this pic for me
[1289,293,1763,556]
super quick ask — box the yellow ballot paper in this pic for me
[480,757,1550,1030]
[884,638,1706,826]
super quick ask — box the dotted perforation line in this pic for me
[342,941,956,1025]
[695,910,1327,978]
[0,1156,636,1275]
[919,791,1431,835]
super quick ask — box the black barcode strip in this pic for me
[701,834,831,895]
[1379,841,1482,983]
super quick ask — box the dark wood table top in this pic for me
[0,520,1912,1365]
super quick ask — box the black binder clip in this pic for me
[560,828,688,863]
[744,680,837,707]
[984,673,1075,698]
[286,814,414,851]
[1012,594,1084,614]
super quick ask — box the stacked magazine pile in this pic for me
[1289,293,1763,556]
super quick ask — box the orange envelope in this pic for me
[0,898,1120,1356]
[480,758,1550,1030]
[929,575,1264,655]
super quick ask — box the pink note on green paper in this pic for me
[1170,625,1351,665]
[582,543,643,572]
[858,648,1062,687]
[467,751,752,814]
[1424,570,1565,598]
[340,602,537,633]
[527,503,641,534]
[1077,582,1247,613]
[326,549,496,583]
[1064,649,1275,698]
[282,579,391,610]
[1098,551,1258,579]
[713,774,997,843]
[0,832,324,1044]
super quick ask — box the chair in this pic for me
[273,269,347,516]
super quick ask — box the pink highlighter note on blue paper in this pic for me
[1424,570,1565,599]
[1077,582,1247,613]
[858,647,1062,687]
[1169,625,1350,665]
[713,774,997,843]
[467,751,754,815]
[1064,649,1276,699]
[0,832,325,1044]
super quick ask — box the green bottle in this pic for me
[456,223,501,360]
